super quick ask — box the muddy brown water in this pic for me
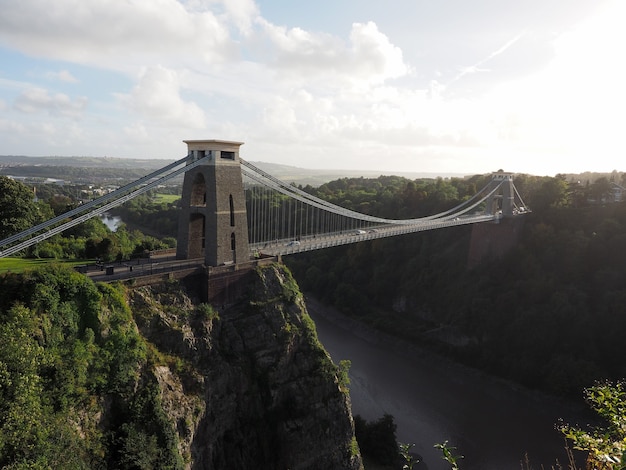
[306,296,588,470]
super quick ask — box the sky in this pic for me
[0,0,624,176]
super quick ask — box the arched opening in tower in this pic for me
[191,172,206,206]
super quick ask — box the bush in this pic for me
[196,303,219,321]
[560,380,626,469]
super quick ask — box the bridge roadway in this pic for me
[78,213,498,282]
[80,253,204,283]
[253,213,499,257]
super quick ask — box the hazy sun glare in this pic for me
[486,0,626,174]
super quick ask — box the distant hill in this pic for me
[0,155,173,170]
[0,154,468,186]
[247,161,469,186]
[2,155,623,187]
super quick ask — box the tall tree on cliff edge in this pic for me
[0,176,48,240]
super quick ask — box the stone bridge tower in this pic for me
[176,140,250,267]
[485,171,515,216]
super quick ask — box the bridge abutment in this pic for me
[467,216,525,269]
[176,140,250,267]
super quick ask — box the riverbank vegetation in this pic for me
[560,380,626,470]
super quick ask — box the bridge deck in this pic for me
[252,214,498,256]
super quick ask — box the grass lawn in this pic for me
[0,257,94,274]
[153,193,180,204]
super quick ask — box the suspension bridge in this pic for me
[0,140,529,270]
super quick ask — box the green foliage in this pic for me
[560,380,626,469]
[350,436,360,458]
[196,302,219,321]
[0,175,48,239]
[0,265,182,468]
[110,383,184,470]
[399,442,420,470]
[0,176,174,262]
[65,217,110,240]
[280,266,302,303]
[110,192,179,238]
[0,303,94,469]
[532,177,569,210]
[337,359,351,392]
[153,193,180,204]
[0,257,91,273]
[97,283,147,395]
[434,441,464,470]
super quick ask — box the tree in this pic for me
[531,177,569,210]
[0,176,45,239]
[47,194,75,216]
[434,441,464,470]
[560,380,626,469]
[590,177,613,203]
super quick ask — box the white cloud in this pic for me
[220,0,259,34]
[14,88,87,117]
[256,20,409,86]
[256,20,346,72]
[0,0,234,72]
[0,0,621,175]
[123,121,150,141]
[0,118,25,133]
[45,70,79,83]
[348,22,409,83]
[121,66,207,128]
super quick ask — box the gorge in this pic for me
[0,263,363,469]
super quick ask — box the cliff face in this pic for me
[130,264,363,470]
[467,216,525,269]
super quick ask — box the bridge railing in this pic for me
[252,213,498,256]
[84,258,205,282]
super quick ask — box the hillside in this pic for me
[0,263,362,469]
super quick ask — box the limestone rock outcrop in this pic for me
[130,264,363,470]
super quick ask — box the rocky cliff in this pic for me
[130,263,363,469]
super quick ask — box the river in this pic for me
[306,296,587,470]
[100,214,122,232]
